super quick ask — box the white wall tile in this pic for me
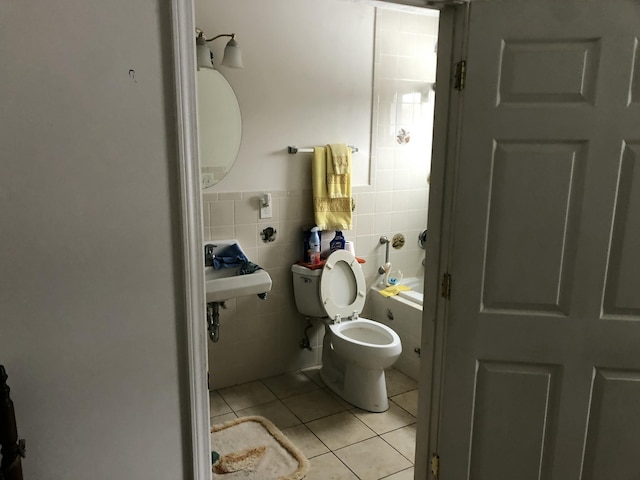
[209,200,234,227]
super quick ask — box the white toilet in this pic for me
[291,249,402,412]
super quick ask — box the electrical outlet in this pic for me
[202,173,215,189]
[260,204,272,219]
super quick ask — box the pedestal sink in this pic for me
[204,240,272,302]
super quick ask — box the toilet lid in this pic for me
[320,249,366,320]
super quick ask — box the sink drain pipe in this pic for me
[207,301,225,343]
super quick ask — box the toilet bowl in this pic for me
[291,249,402,412]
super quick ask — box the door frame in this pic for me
[415,3,469,479]
[170,0,211,478]
[170,0,471,478]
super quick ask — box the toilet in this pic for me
[291,249,402,412]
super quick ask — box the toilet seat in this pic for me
[320,250,366,321]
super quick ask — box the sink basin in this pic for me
[204,240,272,302]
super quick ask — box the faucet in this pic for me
[378,236,390,274]
[204,244,216,267]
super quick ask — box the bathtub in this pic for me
[369,276,424,381]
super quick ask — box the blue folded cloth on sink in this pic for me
[239,261,262,275]
[213,244,263,275]
[213,244,249,269]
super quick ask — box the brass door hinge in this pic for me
[431,453,440,479]
[441,273,451,299]
[454,60,466,90]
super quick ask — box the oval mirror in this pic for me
[196,68,242,188]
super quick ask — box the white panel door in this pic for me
[436,1,640,478]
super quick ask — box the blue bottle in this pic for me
[329,230,346,252]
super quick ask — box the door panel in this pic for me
[469,362,560,480]
[582,369,640,480]
[498,39,601,106]
[482,141,586,315]
[436,1,640,479]
[603,142,640,319]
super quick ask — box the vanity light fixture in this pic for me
[196,28,244,69]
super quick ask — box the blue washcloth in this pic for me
[239,260,262,275]
[213,244,248,269]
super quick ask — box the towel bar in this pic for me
[287,145,358,154]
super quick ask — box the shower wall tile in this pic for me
[357,214,376,236]
[375,169,395,191]
[203,7,437,390]
[374,191,395,213]
[390,211,410,235]
[355,192,376,214]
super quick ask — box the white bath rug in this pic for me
[211,415,309,480]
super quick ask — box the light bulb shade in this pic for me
[196,43,213,69]
[222,39,243,69]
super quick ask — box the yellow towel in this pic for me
[377,285,412,298]
[325,144,351,199]
[328,144,350,175]
[312,146,352,230]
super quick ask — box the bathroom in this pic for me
[199,0,438,390]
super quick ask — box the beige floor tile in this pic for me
[306,452,359,480]
[209,412,237,427]
[382,424,417,462]
[391,390,419,417]
[385,368,419,397]
[382,467,415,479]
[282,424,330,459]
[282,389,347,422]
[209,390,232,416]
[335,437,412,480]
[353,402,416,435]
[262,371,320,399]
[306,411,377,451]
[325,387,356,410]
[235,400,301,430]
[301,366,325,386]
[216,381,276,411]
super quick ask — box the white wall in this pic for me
[0,1,189,478]
[197,0,375,191]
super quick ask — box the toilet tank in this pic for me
[291,264,326,318]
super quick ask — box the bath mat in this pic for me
[211,415,309,480]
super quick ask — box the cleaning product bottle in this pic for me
[309,227,321,264]
[329,230,346,252]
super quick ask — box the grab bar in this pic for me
[378,236,390,274]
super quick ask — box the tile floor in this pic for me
[210,367,419,480]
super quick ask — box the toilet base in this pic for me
[320,350,390,413]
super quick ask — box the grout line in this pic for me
[379,466,414,479]
[211,371,418,479]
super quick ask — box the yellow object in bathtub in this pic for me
[378,285,412,297]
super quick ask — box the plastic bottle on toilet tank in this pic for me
[330,230,346,252]
[309,227,321,264]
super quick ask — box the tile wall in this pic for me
[204,8,438,389]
